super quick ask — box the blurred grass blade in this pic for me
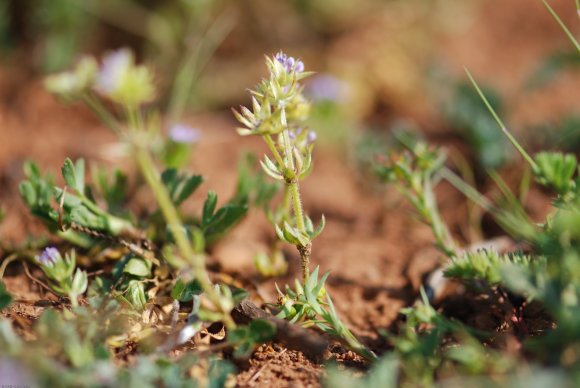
[542,0,580,52]
[464,68,537,169]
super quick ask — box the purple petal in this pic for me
[95,49,132,94]
[275,51,304,74]
[169,124,201,144]
[37,247,60,267]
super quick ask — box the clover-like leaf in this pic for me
[202,202,248,243]
[161,168,203,206]
[123,257,152,278]
[126,280,147,310]
[62,158,85,194]
[71,269,88,297]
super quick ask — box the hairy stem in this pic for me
[126,106,235,329]
[264,134,285,168]
[281,130,310,281]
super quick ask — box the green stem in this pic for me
[289,181,306,232]
[464,68,538,170]
[126,106,235,329]
[439,167,494,212]
[134,148,234,329]
[422,178,456,259]
[281,130,296,171]
[264,135,285,168]
[542,0,580,52]
[82,94,123,135]
[281,130,310,281]
[281,131,305,231]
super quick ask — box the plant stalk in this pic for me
[126,105,235,329]
[281,130,310,281]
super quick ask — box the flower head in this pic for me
[95,49,132,95]
[289,128,316,144]
[275,52,304,74]
[37,247,60,267]
[44,56,98,100]
[169,124,201,144]
[94,48,155,106]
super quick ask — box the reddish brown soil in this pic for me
[0,1,575,386]
[0,74,450,385]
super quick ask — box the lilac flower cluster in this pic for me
[288,128,317,145]
[37,246,60,267]
[275,52,305,74]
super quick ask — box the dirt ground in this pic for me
[0,1,577,386]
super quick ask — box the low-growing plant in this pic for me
[233,52,324,284]
[234,52,376,360]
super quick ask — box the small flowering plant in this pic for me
[235,52,375,359]
[39,47,246,329]
[375,141,456,260]
[35,247,88,307]
[233,51,324,283]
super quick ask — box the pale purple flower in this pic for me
[37,247,60,267]
[289,128,316,145]
[288,128,302,140]
[95,49,132,94]
[306,74,348,102]
[169,124,201,144]
[275,52,304,74]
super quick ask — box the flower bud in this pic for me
[44,56,98,100]
[95,48,155,106]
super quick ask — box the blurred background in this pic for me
[0,0,579,231]
[2,0,578,151]
[0,0,579,339]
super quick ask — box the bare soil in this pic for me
[0,1,576,386]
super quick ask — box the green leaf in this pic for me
[310,215,326,239]
[23,160,42,180]
[126,280,147,310]
[71,269,88,296]
[161,168,203,206]
[534,152,577,195]
[231,286,250,305]
[69,205,106,229]
[54,187,83,207]
[500,263,539,299]
[202,191,218,227]
[123,257,152,278]
[171,278,203,302]
[75,158,85,193]
[19,181,36,206]
[62,158,77,191]
[0,281,12,310]
[176,175,203,205]
[203,204,248,242]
